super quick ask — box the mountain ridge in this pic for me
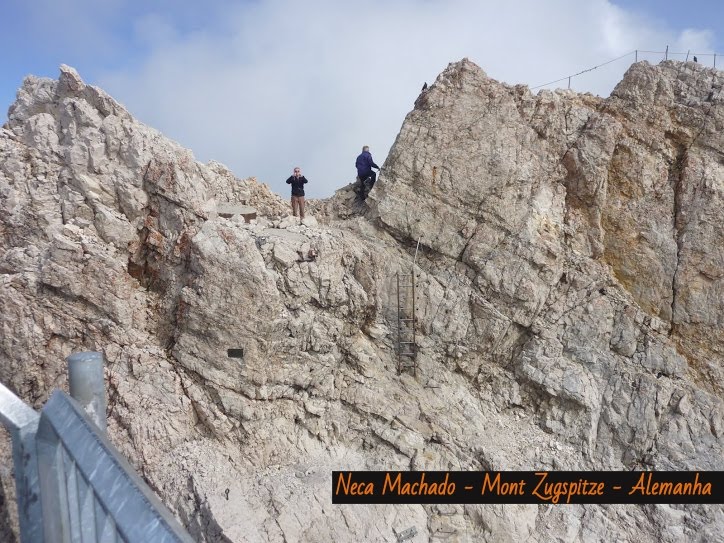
[0,59,722,542]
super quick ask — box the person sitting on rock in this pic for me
[355,146,380,199]
[286,166,308,222]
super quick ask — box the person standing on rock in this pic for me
[286,167,308,222]
[355,146,380,199]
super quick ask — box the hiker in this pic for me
[355,146,380,199]
[286,167,308,221]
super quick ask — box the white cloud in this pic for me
[96,0,716,198]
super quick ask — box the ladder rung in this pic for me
[400,341,415,344]
[400,352,416,356]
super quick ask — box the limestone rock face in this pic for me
[1,60,722,542]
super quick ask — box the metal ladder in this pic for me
[396,269,417,375]
[396,237,422,376]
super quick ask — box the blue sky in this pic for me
[1,0,721,198]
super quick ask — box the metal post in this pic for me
[715,53,717,68]
[686,50,690,62]
[568,76,571,89]
[67,352,107,433]
[665,45,668,60]
[635,50,638,62]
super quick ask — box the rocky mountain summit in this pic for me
[1,60,722,542]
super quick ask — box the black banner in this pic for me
[332,471,723,504]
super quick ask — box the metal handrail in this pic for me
[0,353,194,543]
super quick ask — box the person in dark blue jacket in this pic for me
[355,146,379,198]
[286,166,308,221]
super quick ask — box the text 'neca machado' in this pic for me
[332,471,722,505]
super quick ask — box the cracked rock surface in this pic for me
[1,60,722,542]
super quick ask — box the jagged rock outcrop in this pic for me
[1,61,722,542]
